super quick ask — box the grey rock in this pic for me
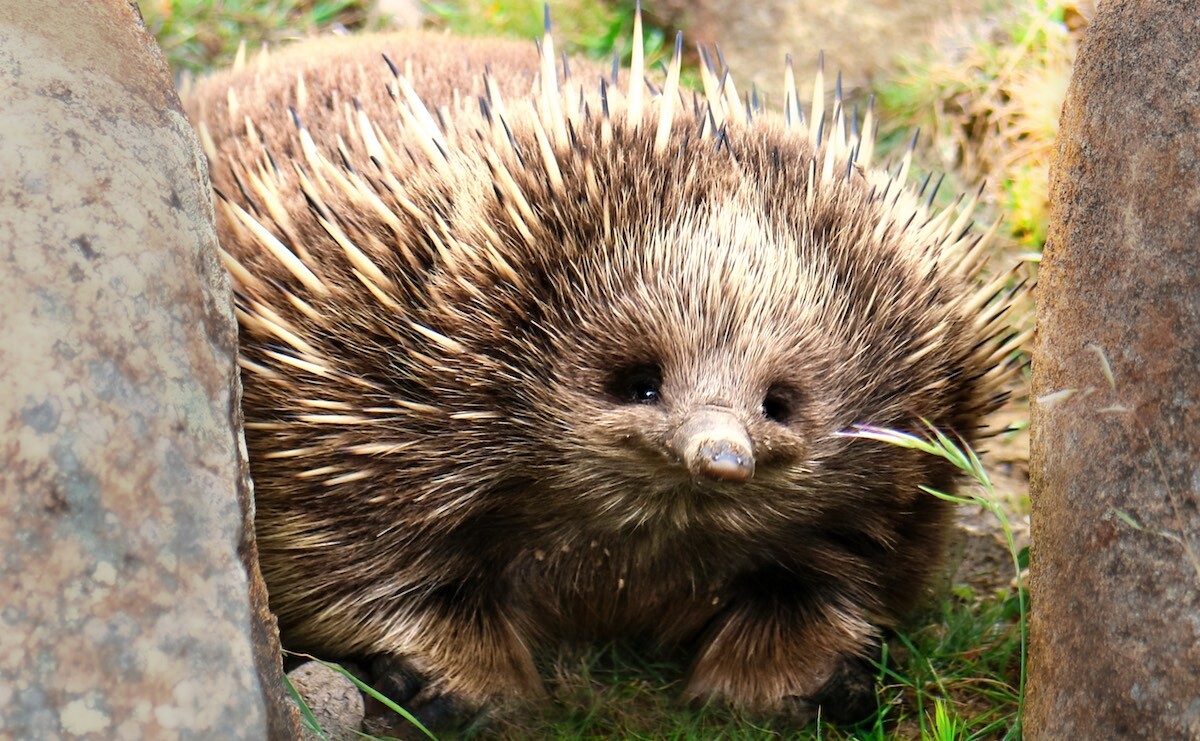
[1028,0,1200,736]
[289,662,366,741]
[649,0,987,102]
[0,2,297,738]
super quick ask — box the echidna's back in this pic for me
[183,32,609,196]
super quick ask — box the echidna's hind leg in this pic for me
[682,577,881,724]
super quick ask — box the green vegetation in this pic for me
[139,0,387,74]
[875,0,1085,253]
[149,1,1051,737]
[847,423,1028,740]
[424,0,663,61]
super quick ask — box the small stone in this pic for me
[288,661,366,741]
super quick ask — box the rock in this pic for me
[289,662,366,740]
[648,0,987,101]
[377,0,425,28]
[0,2,297,738]
[1028,1,1200,737]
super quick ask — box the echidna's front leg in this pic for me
[683,584,881,724]
[365,603,543,729]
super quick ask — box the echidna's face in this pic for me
[521,213,879,537]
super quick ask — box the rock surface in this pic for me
[648,0,986,102]
[1028,1,1200,737]
[0,2,297,738]
[289,661,367,740]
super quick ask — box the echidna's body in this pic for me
[185,17,1023,725]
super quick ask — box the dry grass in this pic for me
[875,0,1090,253]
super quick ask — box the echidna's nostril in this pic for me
[668,407,756,483]
[696,438,755,482]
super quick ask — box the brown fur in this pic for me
[184,26,1023,727]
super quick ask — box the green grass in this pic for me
[152,2,1033,738]
[424,0,662,61]
[844,423,1027,740]
[139,0,388,74]
[540,594,1024,740]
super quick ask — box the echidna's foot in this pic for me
[370,653,425,705]
[370,653,483,733]
[780,649,880,725]
[682,591,882,726]
[687,644,880,726]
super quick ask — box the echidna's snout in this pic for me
[669,407,755,482]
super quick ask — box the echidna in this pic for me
[184,9,1025,728]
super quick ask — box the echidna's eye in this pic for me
[761,387,793,424]
[608,363,663,405]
